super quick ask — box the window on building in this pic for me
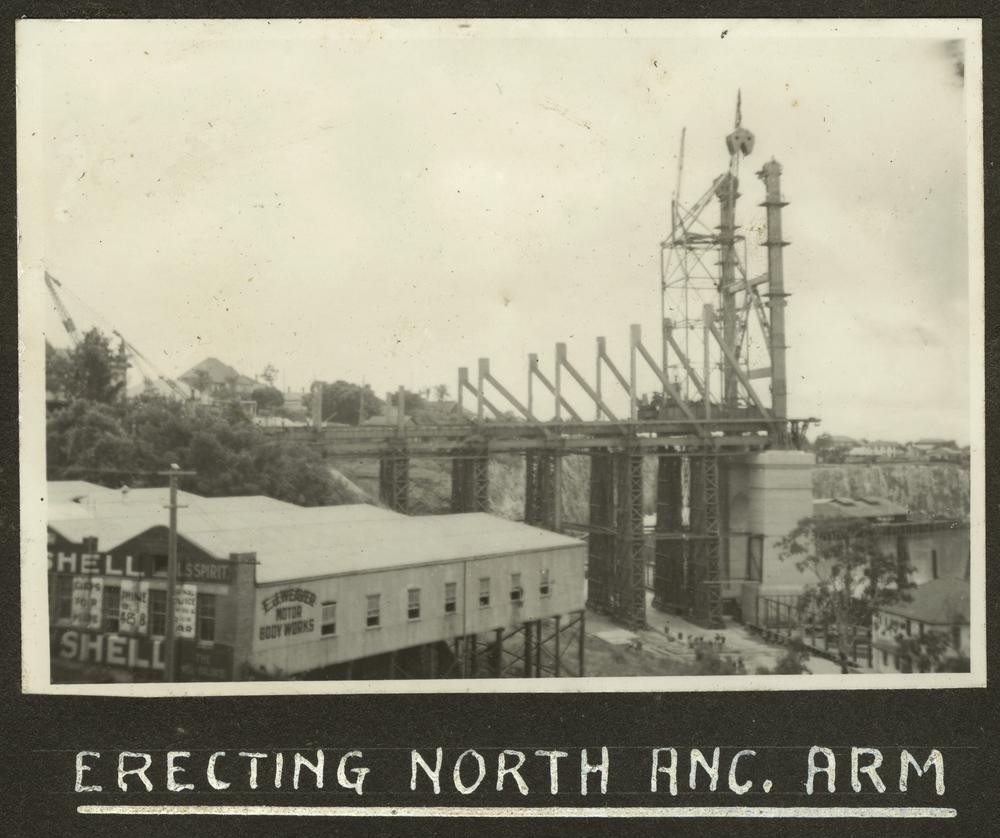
[407,588,421,620]
[882,650,888,667]
[510,573,523,603]
[540,569,551,598]
[55,575,73,620]
[196,593,216,642]
[149,589,167,637]
[366,594,381,628]
[952,625,962,650]
[103,585,121,633]
[931,549,939,580]
[150,554,168,577]
[321,601,337,636]
[479,578,490,607]
[905,619,911,637]
[444,582,457,614]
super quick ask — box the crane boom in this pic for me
[44,271,80,346]
[44,270,190,401]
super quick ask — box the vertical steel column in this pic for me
[451,451,489,513]
[653,453,684,611]
[615,446,646,628]
[524,451,540,524]
[472,455,489,512]
[586,452,615,612]
[378,448,409,513]
[716,172,740,411]
[450,456,466,512]
[689,453,724,626]
[758,158,789,424]
[525,451,560,530]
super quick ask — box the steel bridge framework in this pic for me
[265,102,812,633]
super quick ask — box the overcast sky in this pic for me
[18,19,979,444]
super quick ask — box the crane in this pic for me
[44,271,80,347]
[43,270,191,401]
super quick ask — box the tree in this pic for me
[46,329,126,404]
[777,516,913,671]
[895,625,969,673]
[251,385,284,413]
[46,394,357,506]
[259,363,279,387]
[45,341,73,398]
[309,380,383,425]
[755,643,811,675]
[894,631,952,674]
[434,384,450,402]
[388,388,426,414]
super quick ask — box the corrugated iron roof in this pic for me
[250,513,583,584]
[877,578,970,625]
[45,481,580,582]
[813,496,908,519]
[46,480,117,502]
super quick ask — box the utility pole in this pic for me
[159,464,196,682]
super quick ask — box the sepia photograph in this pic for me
[17,18,983,693]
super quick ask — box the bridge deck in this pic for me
[262,417,803,457]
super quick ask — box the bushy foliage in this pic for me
[756,643,811,675]
[250,385,284,412]
[895,630,967,674]
[47,394,353,506]
[777,516,913,665]
[46,329,126,403]
[306,380,383,425]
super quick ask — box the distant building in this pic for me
[867,440,905,459]
[813,496,909,523]
[872,578,970,673]
[178,357,257,399]
[812,496,969,584]
[913,438,958,453]
[362,405,415,427]
[413,400,476,425]
[282,389,309,415]
[844,446,877,464]
[928,446,964,464]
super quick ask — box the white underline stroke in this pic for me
[78,805,957,819]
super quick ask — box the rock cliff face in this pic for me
[812,463,970,520]
[336,458,970,523]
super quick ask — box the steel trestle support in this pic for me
[451,450,490,512]
[378,448,409,513]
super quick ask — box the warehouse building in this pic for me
[47,481,587,683]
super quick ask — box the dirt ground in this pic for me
[583,593,858,678]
